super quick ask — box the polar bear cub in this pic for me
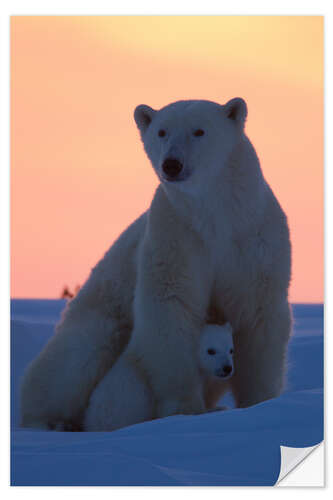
[84,323,234,432]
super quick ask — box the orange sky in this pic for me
[11,16,323,302]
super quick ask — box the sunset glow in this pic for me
[11,16,323,302]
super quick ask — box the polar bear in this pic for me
[20,98,291,431]
[84,323,234,432]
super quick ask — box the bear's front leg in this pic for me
[126,234,211,419]
[127,294,207,418]
[230,300,292,408]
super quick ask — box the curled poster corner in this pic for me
[276,442,324,486]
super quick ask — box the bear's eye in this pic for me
[207,348,216,355]
[158,129,166,138]
[230,348,234,355]
[193,129,205,137]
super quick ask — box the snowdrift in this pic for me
[11,300,323,486]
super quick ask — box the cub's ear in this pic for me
[134,105,156,134]
[225,322,233,335]
[224,98,247,127]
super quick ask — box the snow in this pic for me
[10,300,323,486]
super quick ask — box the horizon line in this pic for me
[10,297,324,306]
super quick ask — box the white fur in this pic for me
[199,323,234,378]
[84,323,234,431]
[20,98,291,430]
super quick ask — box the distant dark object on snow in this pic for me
[60,284,80,300]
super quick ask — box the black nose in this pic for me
[162,158,183,179]
[223,365,232,375]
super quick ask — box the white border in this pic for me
[1,1,330,498]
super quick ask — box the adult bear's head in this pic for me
[134,98,249,199]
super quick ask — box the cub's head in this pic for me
[134,98,247,197]
[199,323,234,379]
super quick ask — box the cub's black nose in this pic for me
[162,158,183,179]
[223,365,232,376]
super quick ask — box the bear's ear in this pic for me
[224,98,247,127]
[134,105,156,134]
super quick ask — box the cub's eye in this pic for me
[158,129,166,137]
[193,129,205,137]
[207,348,216,356]
[230,348,234,355]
